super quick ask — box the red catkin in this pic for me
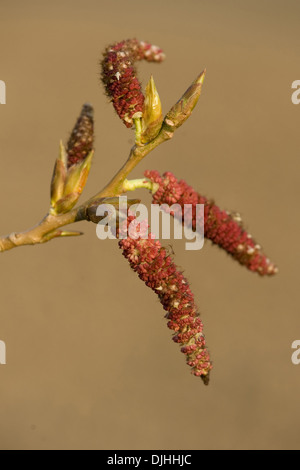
[119,216,212,385]
[101,39,165,128]
[67,104,94,168]
[145,170,278,276]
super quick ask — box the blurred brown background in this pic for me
[0,0,299,450]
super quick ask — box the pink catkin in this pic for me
[145,170,278,276]
[119,217,212,385]
[101,39,165,128]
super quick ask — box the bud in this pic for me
[42,229,83,243]
[50,141,67,207]
[50,104,95,215]
[141,76,163,144]
[67,103,94,168]
[164,70,206,130]
[63,150,94,198]
[53,192,80,215]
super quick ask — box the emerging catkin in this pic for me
[101,39,165,128]
[119,216,212,384]
[145,170,278,276]
[67,103,94,168]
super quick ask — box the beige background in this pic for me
[0,0,299,450]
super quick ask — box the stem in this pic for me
[90,122,174,201]
[123,178,157,192]
[0,61,207,253]
[133,117,143,147]
[0,210,79,252]
[0,120,175,253]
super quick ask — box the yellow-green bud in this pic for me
[141,76,163,144]
[164,70,206,130]
[50,141,67,207]
[63,150,94,199]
